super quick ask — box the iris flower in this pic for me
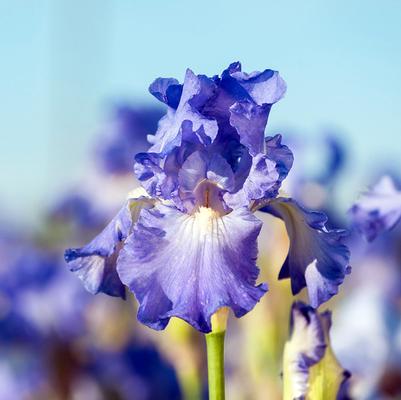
[282,301,350,400]
[350,175,401,241]
[65,62,350,333]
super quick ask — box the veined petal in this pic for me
[261,198,351,308]
[349,175,401,241]
[283,302,350,400]
[64,191,153,298]
[116,204,267,333]
[229,100,270,156]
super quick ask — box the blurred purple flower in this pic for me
[0,236,90,342]
[66,63,350,333]
[96,105,164,175]
[350,176,401,241]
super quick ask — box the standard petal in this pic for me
[64,193,153,298]
[261,198,351,308]
[230,67,287,105]
[229,100,270,156]
[265,134,294,182]
[117,204,267,333]
[224,153,279,208]
[149,77,182,109]
[149,69,218,155]
[349,175,401,241]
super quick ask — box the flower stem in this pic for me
[206,331,226,400]
[206,308,229,400]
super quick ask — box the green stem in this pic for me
[205,331,226,400]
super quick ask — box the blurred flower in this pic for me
[350,175,401,241]
[282,301,350,400]
[0,235,90,342]
[95,105,164,175]
[66,62,350,333]
[89,340,182,400]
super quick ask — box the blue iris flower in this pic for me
[66,63,351,333]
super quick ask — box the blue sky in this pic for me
[1,0,401,226]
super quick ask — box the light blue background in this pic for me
[1,0,400,226]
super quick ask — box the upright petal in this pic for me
[149,69,218,155]
[349,175,401,241]
[224,153,279,209]
[229,66,287,105]
[117,204,267,333]
[149,77,182,109]
[261,198,351,308]
[229,100,270,156]
[265,134,294,182]
[64,192,153,298]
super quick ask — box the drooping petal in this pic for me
[64,192,153,298]
[117,204,267,333]
[349,175,401,241]
[261,198,351,308]
[283,302,350,400]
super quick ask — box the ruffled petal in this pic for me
[229,100,270,156]
[265,134,294,182]
[283,302,350,400]
[228,65,287,105]
[149,77,182,109]
[224,153,279,208]
[64,193,153,298]
[349,175,401,241]
[149,69,218,155]
[116,204,267,333]
[261,198,351,308]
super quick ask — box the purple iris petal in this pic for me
[224,153,279,208]
[350,176,401,241]
[64,196,153,298]
[149,69,218,155]
[149,77,182,109]
[116,204,267,333]
[229,100,270,156]
[265,134,294,182]
[148,63,286,157]
[262,198,351,308]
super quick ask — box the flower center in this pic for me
[193,180,227,215]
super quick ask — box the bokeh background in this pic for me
[1,1,401,399]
